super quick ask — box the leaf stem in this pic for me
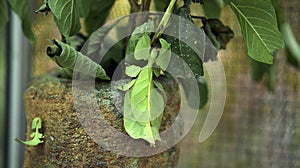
[151,0,177,44]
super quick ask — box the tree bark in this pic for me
[23,74,181,168]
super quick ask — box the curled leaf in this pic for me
[202,18,234,50]
[35,3,50,16]
[47,39,110,80]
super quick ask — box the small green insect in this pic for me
[15,117,44,146]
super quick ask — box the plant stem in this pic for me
[142,0,151,11]
[151,0,177,44]
[128,0,140,12]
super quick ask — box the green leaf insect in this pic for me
[47,39,110,80]
[123,68,164,146]
[15,117,44,146]
[122,27,171,145]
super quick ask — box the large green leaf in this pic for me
[47,39,110,80]
[0,0,9,32]
[8,0,35,43]
[164,6,205,77]
[48,0,81,38]
[229,0,284,64]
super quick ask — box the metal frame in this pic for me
[5,11,32,168]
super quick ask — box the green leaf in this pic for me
[155,38,171,71]
[281,23,300,69]
[8,0,35,43]
[15,117,44,146]
[249,58,275,90]
[47,39,110,80]
[164,6,205,77]
[125,65,142,77]
[0,0,9,32]
[84,16,126,69]
[83,0,116,35]
[48,0,81,38]
[134,34,151,61]
[229,0,284,64]
[76,0,90,18]
[202,0,223,18]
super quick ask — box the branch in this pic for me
[151,0,177,44]
[142,0,151,11]
[128,0,140,12]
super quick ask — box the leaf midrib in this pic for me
[230,2,270,53]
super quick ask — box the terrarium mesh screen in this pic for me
[177,54,300,167]
[177,1,300,166]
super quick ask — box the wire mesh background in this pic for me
[177,2,300,167]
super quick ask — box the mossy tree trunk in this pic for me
[23,75,181,168]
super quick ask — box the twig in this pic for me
[128,0,140,12]
[142,0,151,11]
[151,0,177,44]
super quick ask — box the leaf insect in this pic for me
[15,117,44,146]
